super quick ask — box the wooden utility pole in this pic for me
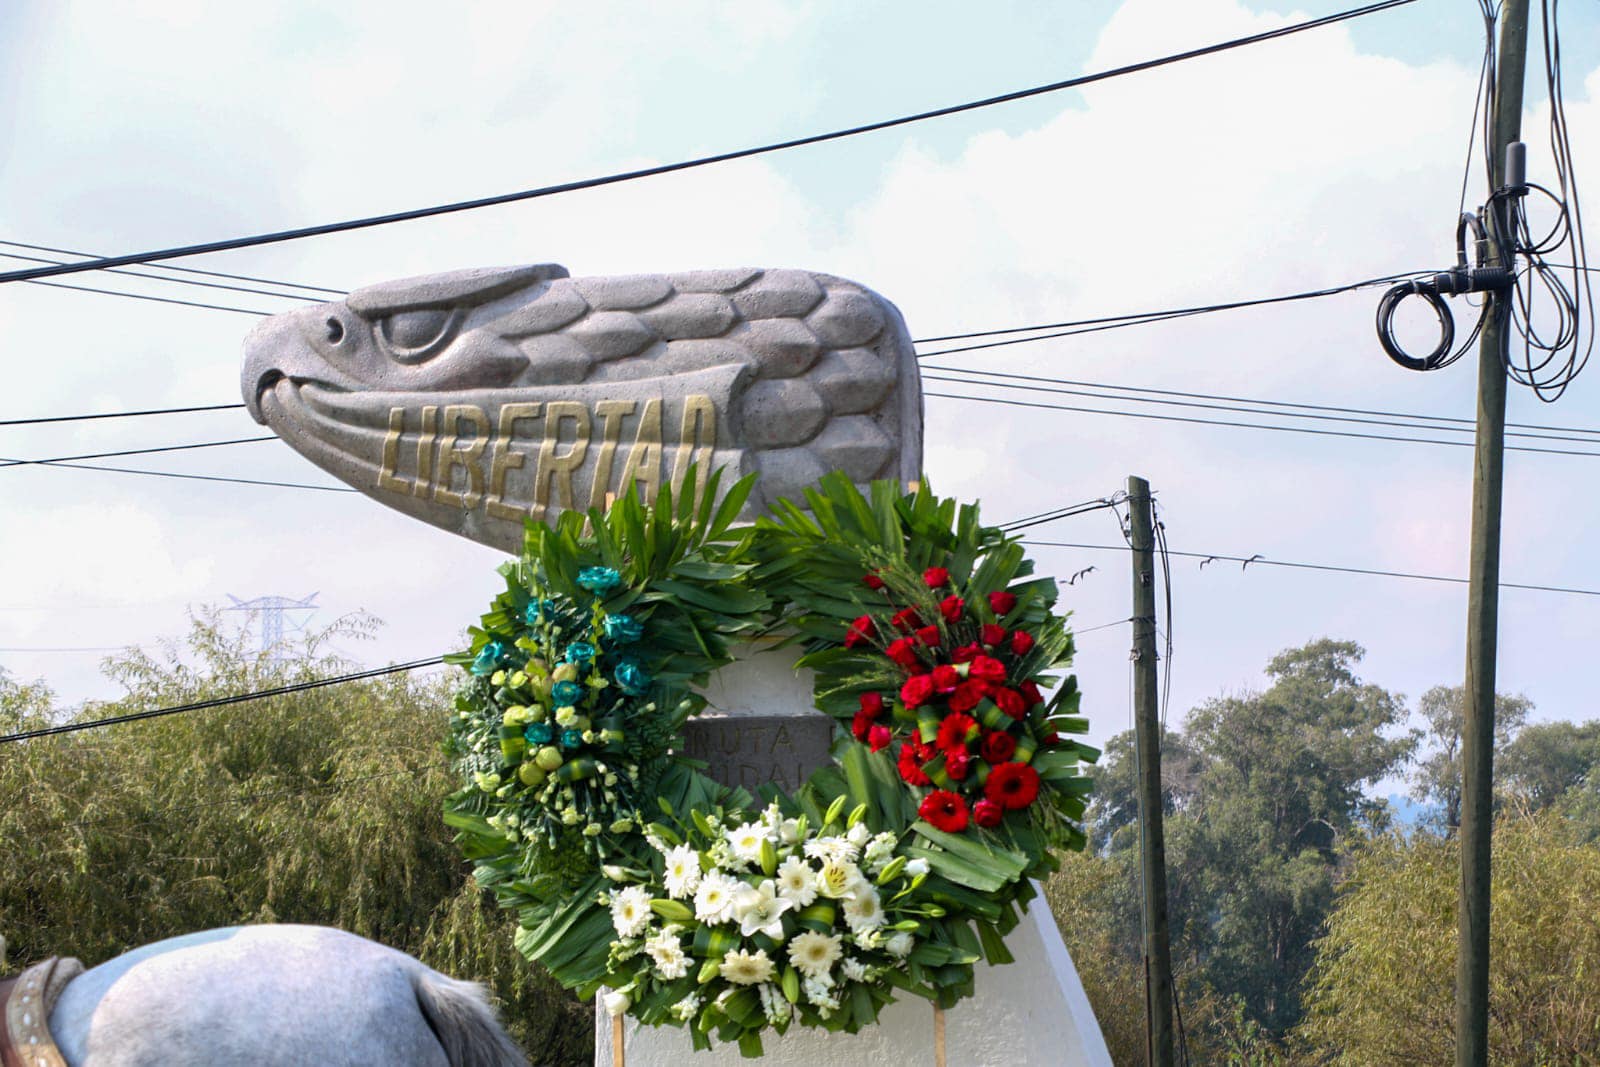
[1127,476,1174,1067]
[1459,3,1530,1064]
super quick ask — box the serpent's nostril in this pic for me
[325,317,345,344]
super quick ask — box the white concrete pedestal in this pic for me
[594,643,1112,1065]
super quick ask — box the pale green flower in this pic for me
[721,947,776,986]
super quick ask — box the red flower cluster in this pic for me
[847,564,1055,835]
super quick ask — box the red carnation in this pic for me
[1043,730,1061,746]
[868,724,892,752]
[916,625,942,648]
[1010,630,1036,656]
[947,680,988,714]
[886,637,920,669]
[845,615,875,649]
[1020,681,1045,707]
[919,789,969,833]
[931,664,962,693]
[980,623,1006,647]
[969,655,1007,683]
[863,572,885,590]
[851,709,874,741]
[898,744,931,786]
[923,567,950,589]
[900,674,935,709]
[985,762,1042,811]
[946,747,971,780]
[994,688,1026,720]
[859,691,886,718]
[972,798,1004,828]
[939,595,965,623]
[988,590,1017,615]
[951,642,980,664]
[980,731,1018,763]
[936,712,978,752]
[891,607,921,632]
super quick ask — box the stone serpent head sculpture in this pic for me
[242,264,923,551]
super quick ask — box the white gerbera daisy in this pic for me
[694,870,740,924]
[732,878,792,940]
[842,884,885,933]
[787,930,843,978]
[662,844,703,899]
[645,930,689,980]
[609,885,652,938]
[775,855,818,908]
[726,820,771,867]
[721,947,776,986]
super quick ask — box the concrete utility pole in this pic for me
[1127,476,1174,1067]
[1459,3,1529,1064]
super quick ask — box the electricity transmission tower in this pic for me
[225,593,319,660]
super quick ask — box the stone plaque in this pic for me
[680,713,835,794]
[241,263,923,551]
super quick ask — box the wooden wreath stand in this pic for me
[594,642,1112,1066]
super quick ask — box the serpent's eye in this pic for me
[374,308,462,363]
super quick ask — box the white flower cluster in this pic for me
[607,802,928,1022]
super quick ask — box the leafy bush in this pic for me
[0,611,591,1064]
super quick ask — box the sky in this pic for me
[2,0,1597,779]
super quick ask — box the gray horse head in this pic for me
[242,263,922,553]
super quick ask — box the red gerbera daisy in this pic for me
[897,743,931,786]
[936,712,979,752]
[984,761,1041,810]
[919,789,969,833]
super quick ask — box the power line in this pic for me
[0,436,274,470]
[0,239,344,295]
[0,646,124,653]
[924,390,1600,459]
[913,271,1423,355]
[1,455,358,493]
[0,402,247,427]
[922,364,1600,439]
[18,278,274,316]
[0,0,1418,284]
[0,656,445,744]
[1024,540,1600,599]
[925,369,1600,447]
[1,249,329,303]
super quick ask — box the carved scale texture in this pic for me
[479,268,913,510]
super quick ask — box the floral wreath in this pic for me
[444,471,1096,1057]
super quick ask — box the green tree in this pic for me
[1499,719,1600,811]
[1409,684,1532,832]
[1175,639,1414,1034]
[1301,814,1600,1064]
[1075,639,1413,1049]
[0,610,590,1064]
